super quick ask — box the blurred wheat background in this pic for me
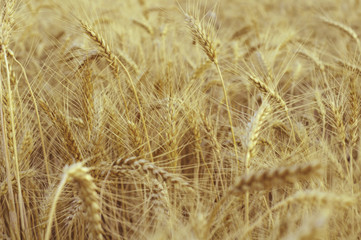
[0,0,360,239]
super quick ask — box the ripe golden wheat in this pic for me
[0,0,360,239]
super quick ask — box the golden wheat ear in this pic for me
[205,162,323,239]
[231,162,323,194]
[80,18,153,161]
[320,16,360,49]
[113,157,193,190]
[38,99,82,163]
[247,74,293,134]
[244,101,271,226]
[185,13,217,63]
[184,11,239,169]
[45,163,103,240]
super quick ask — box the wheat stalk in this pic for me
[1,42,28,238]
[4,47,51,183]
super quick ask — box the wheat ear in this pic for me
[320,16,360,49]
[38,99,82,163]
[336,59,361,75]
[297,48,327,80]
[244,102,271,227]
[132,19,154,35]
[0,169,36,197]
[185,13,239,170]
[205,162,323,239]
[190,59,212,81]
[245,102,271,170]
[327,100,349,173]
[185,106,210,188]
[81,66,94,140]
[45,163,103,240]
[248,74,294,138]
[80,20,120,76]
[148,179,170,219]
[79,19,131,119]
[80,19,153,161]
[349,76,359,153]
[281,211,329,240]
[127,120,144,158]
[242,190,355,239]
[165,100,179,170]
[231,162,323,194]
[346,78,359,195]
[112,157,193,190]
[201,113,225,191]
[0,0,15,48]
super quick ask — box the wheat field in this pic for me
[0,0,360,239]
